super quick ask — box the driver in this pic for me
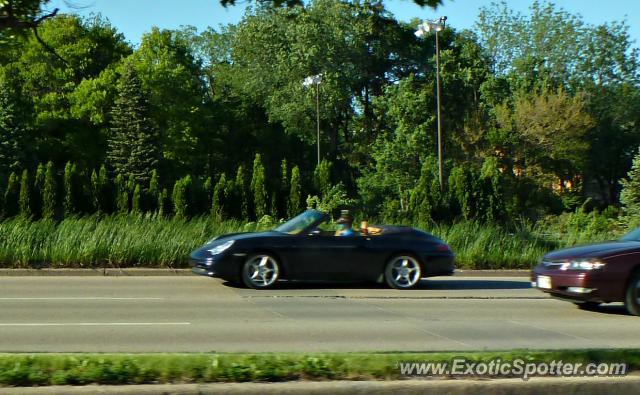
[335,211,355,236]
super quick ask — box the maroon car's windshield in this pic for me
[620,228,640,242]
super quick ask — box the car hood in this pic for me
[544,241,640,260]
[204,230,282,246]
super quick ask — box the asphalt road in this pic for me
[0,276,638,352]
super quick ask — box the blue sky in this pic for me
[48,0,640,48]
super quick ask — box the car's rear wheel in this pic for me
[384,255,422,289]
[242,254,280,289]
[624,269,640,316]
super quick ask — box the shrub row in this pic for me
[1,156,306,222]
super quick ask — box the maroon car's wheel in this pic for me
[242,254,280,289]
[625,270,640,316]
[384,255,422,289]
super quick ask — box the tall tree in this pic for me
[107,61,160,186]
[211,173,227,218]
[250,153,267,219]
[0,72,25,180]
[172,175,192,218]
[3,171,19,217]
[63,161,78,216]
[288,165,302,217]
[42,161,56,219]
[18,169,31,217]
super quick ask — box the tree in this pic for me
[477,1,640,205]
[131,184,141,213]
[219,0,445,12]
[621,148,640,225]
[313,159,332,196]
[288,165,301,217]
[226,0,426,165]
[32,162,44,217]
[494,89,594,190]
[91,165,110,214]
[114,174,128,214]
[0,0,60,49]
[3,171,19,217]
[211,173,227,218]
[250,153,267,219]
[233,166,249,220]
[158,188,170,216]
[18,169,31,217]
[107,61,160,186]
[0,72,25,179]
[42,161,56,219]
[63,161,78,216]
[172,175,192,218]
[147,169,160,213]
[131,27,211,179]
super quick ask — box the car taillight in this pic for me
[436,244,451,252]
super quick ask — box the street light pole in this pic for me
[316,81,320,167]
[415,16,447,191]
[435,24,443,191]
[303,74,323,166]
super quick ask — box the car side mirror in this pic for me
[309,229,321,236]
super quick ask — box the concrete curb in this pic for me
[1,377,638,395]
[0,268,530,277]
[0,268,193,276]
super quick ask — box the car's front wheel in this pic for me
[242,254,280,289]
[625,269,640,316]
[384,255,422,289]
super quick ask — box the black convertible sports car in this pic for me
[189,209,455,289]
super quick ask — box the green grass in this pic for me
[0,350,636,386]
[0,215,266,269]
[0,213,621,269]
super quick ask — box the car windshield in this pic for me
[620,227,640,241]
[275,210,326,235]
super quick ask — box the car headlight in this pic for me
[560,259,605,271]
[207,240,234,255]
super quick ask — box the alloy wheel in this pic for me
[385,256,421,289]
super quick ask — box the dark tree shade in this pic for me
[107,62,160,186]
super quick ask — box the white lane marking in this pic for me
[0,297,165,300]
[0,322,191,326]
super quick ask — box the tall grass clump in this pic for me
[0,215,262,269]
[423,221,557,269]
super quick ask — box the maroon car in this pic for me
[532,228,640,315]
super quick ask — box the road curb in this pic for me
[0,268,530,277]
[0,268,193,276]
[454,269,530,277]
[0,377,638,394]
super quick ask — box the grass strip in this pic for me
[0,214,615,270]
[0,349,638,387]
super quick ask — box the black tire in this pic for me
[575,301,600,311]
[241,254,280,289]
[625,270,640,316]
[384,255,422,289]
